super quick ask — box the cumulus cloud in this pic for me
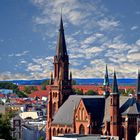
[0,72,30,80]
[8,51,29,57]
[131,26,138,30]
[97,18,119,30]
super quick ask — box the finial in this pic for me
[61,7,63,17]
[113,67,115,73]
[59,7,64,31]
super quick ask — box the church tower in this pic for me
[103,64,110,97]
[110,70,120,136]
[47,15,73,140]
[136,69,140,103]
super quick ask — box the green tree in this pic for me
[73,89,83,95]
[0,82,18,90]
[16,90,27,98]
[119,89,126,96]
[39,136,45,140]
[41,79,50,90]
[0,82,27,98]
[72,80,77,85]
[86,89,97,95]
[23,86,38,94]
[127,88,135,95]
[0,110,15,140]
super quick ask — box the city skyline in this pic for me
[0,0,140,80]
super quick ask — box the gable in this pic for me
[75,99,89,122]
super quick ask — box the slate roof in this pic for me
[122,103,139,115]
[52,95,105,125]
[56,15,67,58]
[52,94,140,126]
[103,96,129,122]
[120,97,140,115]
[82,98,105,126]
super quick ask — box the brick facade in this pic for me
[46,15,140,140]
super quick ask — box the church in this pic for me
[46,15,140,140]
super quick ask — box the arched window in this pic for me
[65,129,67,134]
[57,128,59,135]
[53,128,56,136]
[79,124,85,134]
[67,129,71,134]
[111,98,113,105]
[52,102,56,116]
[120,126,125,139]
[80,108,84,120]
[81,108,84,120]
[60,128,64,134]
[129,127,136,140]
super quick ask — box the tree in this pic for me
[39,136,45,140]
[23,86,38,94]
[119,89,126,96]
[0,82,18,90]
[72,80,77,85]
[127,88,135,95]
[86,89,97,95]
[0,82,27,98]
[73,89,83,95]
[16,90,27,98]
[0,110,16,140]
[41,79,50,90]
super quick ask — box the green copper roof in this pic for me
[103,64,109,86]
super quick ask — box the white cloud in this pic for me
[0,72,31,80]
[82,33,103,45]
[27,64,42,72]
[97,18,119,30]
[136,39,140,46]
[127,53,140,61]
[15,51,29,57]
[20,60,27,64]
[131,26,138,30]
[135,11,140,15]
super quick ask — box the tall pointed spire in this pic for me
[56,13,67,57]
[136,69,140,94]
[49,72,53,85]
[112,69,119,94]
[70,71,72,80]
[103,64,109,86]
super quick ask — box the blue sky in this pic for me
[0,0,140,80]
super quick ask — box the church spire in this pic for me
[49,72,53,85]
[136,69,140,94]
[103,64,110,97]
[112,70,119,94]
[56,14,67,57]
[136,69,140,103]
[103,64,109,86]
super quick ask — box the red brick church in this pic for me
[46,15,140,140]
